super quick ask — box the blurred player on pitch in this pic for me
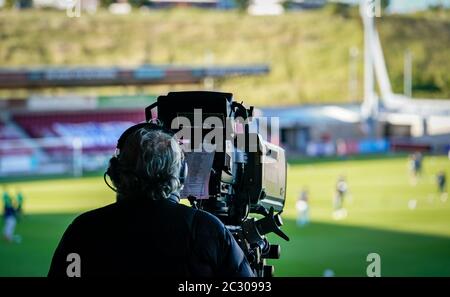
[2,186,21,243]
[296,188,310,227]
[333,176,348,220]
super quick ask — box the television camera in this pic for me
[145,91,289,277]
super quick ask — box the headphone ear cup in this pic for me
[107,157,121,187]
[179,159,188,186]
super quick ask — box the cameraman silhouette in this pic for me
[48,123,254,277]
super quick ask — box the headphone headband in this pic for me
[115,122,174,155]
[105,121,188,196]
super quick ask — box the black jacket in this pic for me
[48,195,254,277]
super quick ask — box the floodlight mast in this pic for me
[360,0,379,138]
[358,0,450,136]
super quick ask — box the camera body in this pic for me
[145,91,289,276]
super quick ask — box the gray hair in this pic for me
[114,127,184,201]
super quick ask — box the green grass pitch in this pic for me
[1,155,449,276]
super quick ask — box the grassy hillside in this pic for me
[0,8,449,106]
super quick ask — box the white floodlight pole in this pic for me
[360,0,378,137]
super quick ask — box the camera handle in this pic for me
[242,207,290,243]
[239,207,289,277]
[187,195,199,209]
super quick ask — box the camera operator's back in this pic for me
[48,195,254,277]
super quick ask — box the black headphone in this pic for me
[104,122,188,194]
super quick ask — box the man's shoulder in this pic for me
[72,203,119,226]
[193,208,223,226]
[159,200,225,229]
[191,208,227,237]
[69,200,225,233]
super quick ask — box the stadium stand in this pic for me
[12,109,144,153]
[1,108,146,177]
[0,119,34,156]
[13,110,143,135]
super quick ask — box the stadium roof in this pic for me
[0,64,269,89]
[261,104,361,127]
